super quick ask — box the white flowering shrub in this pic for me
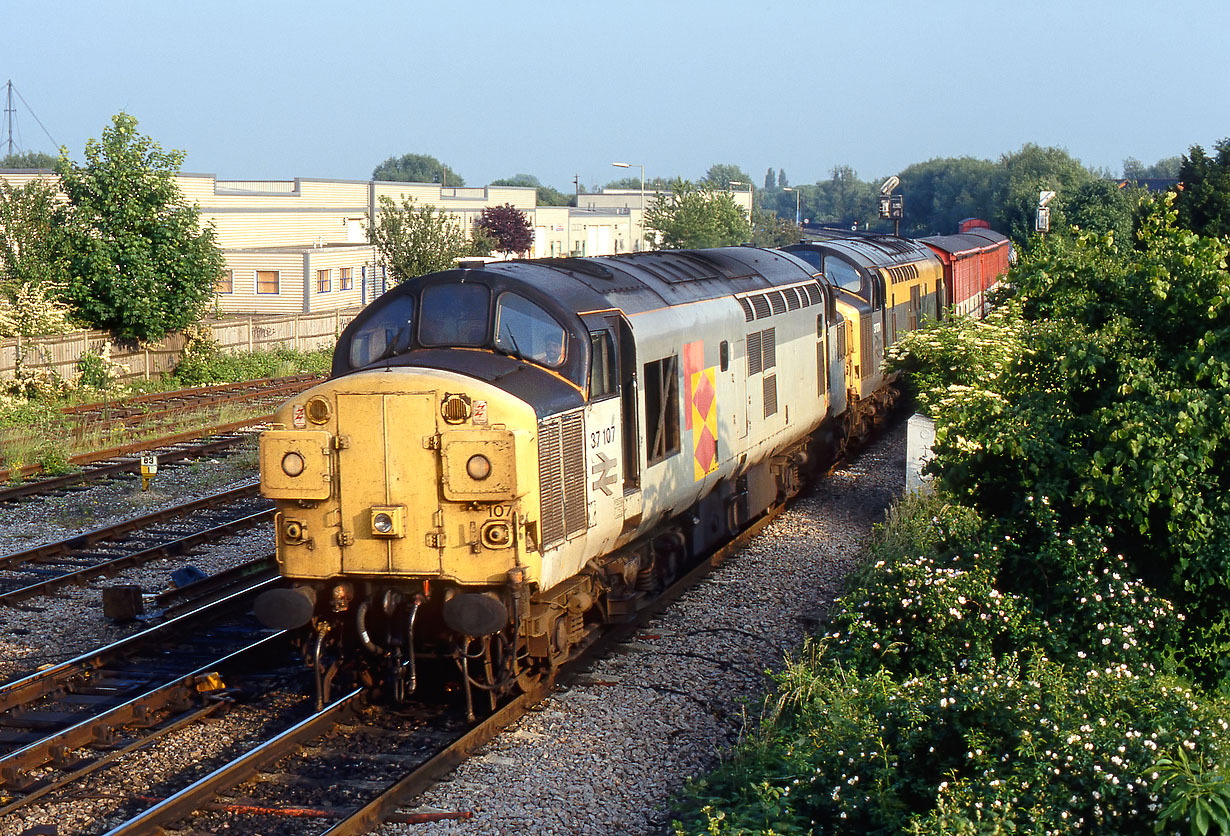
[0,281,74,342]
[677,644,1227,835]
[674,495,1226,835]
[1,366,73,401]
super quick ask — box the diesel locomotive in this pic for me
[254,237,991,712]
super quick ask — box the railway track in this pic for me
[0,580,294,818]
[0,421,897,834]
[0,432,260,506]
[0,374,324,494]
[68,502,784,836]
[0,482,273,608]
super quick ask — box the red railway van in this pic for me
[919,229,1012,319]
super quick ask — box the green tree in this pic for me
[749,207,801,248]
[368,195,479,282]
[643,179,751,249]
[0,178,71,299]
[373,152,465,186]
[605,175,671,191]
[701,163,753,190]
[892,198,1230,684]
[993,143,1098,243]
[897,156,1001,236]
[55,113,224,343]
[763,167,775,190]
[1175,139,1230,238]
[1123,155,1182,180]
[777,169,789,188]
[1064,177,1133,240]
[810,165,877,229]
[476,203,533,255]
[490,174,572,206]
[0,150,58,169]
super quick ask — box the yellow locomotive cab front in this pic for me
[257,370,541,593]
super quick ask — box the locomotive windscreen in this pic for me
[348,295,415,368]
[420,284,491,346]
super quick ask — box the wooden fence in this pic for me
[0,308,362,384]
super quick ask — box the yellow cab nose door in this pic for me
[336,392,441,575]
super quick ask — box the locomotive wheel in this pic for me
[547,614,574,669]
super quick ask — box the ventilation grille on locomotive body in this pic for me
[538,412,589,549]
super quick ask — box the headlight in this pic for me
[306,396,332,425]
[281,451,306,477]
[466,454,492,481]
[372,512,394,534]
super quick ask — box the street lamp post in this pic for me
[783,187,801,225]
[612,161,645,251]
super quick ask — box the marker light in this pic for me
[281,451,306,477]
[466,454,492,481]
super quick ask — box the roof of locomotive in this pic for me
[784,235,937,271]
[476,246,823,315]
[329,248,828,413]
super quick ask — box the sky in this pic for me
[4,0,1228,191]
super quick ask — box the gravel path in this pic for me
[379,419,907,836]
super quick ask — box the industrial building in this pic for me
[0,170,751,315]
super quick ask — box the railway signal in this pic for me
[879,177,903,235]
[1036,190,1056,233]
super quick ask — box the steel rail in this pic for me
[0,508,274,607]
[0,375,321,472]
[0,480,262,569]
[53,378,320,442]
[0,631,288,790]
[317,508,782,835]
[0,435,251,503]
[60,374,322,417]
[100,687,366,836]
[0,701,224,817]
[0,576,280,711]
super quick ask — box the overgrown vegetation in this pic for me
[672,197,1230,835]
[0,337,330,477]
[169,326,331,386]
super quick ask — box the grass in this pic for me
[1,345,327,477]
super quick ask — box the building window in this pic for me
[340,267,353,290]
[317,269,331,294]
[215,269,233,294]
[257,270,280,294]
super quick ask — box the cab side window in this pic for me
[825,257,863,294]
[588,332,616,399]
